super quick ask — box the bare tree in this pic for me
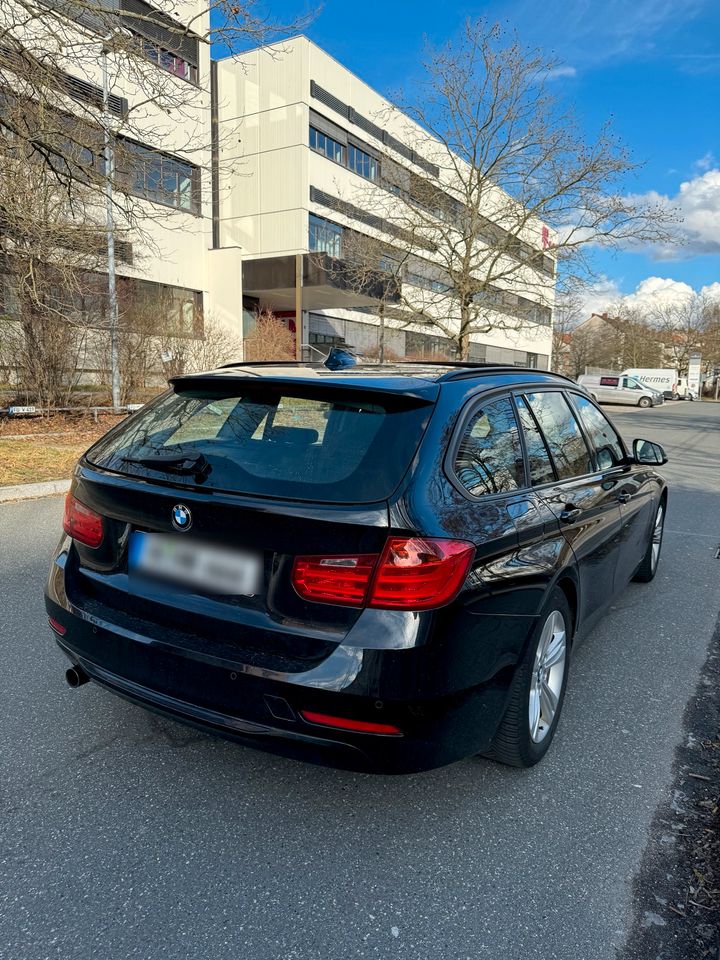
[0,124,110,404]
[340,19,677,359]
[647,293,716,374]
[0,1,311,211]
[551,292,584,375]
[0,0,311,397]
[0,309,91,405]
[601,305,661,370]
[554,317,623,378]
[183,315,243,372]
[313,231,407,362]
[244,308,295,361]
[157,313,243,379]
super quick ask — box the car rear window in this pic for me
[85,387,434,503]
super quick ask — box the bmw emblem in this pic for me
[171,504,192,532]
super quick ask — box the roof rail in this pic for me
[212,357,575,386]
[393,360,496,369]
[218,360,315,369]
[435,365,575,384]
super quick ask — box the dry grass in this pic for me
[0,440,88,485]
[0,413,118,486]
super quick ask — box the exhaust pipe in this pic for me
[65,665,90,688]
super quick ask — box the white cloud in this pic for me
[622,276,695,309]
[630,169,720,259]
[576,276,720,320]
[572,277,623,318]
[545,65,577,80]
[694,151,715,172]
[700,281,720,300]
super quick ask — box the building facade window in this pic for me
[405,330,455,360]
[117,139,200,214]
[309,125,380,182]
[309,214,343,258]
[405,270,453,295]
[309,126,345,165]
[118,277,203,337]
[37,0,200,84]
[348,143,379,182]
[139,39,198,84]
[121,0,200,84]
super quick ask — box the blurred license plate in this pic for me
[129,532,261,596]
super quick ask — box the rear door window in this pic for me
[452,396,525,497]
[515,396,556,486]
[523,391,593,480]
[569,393,625,469]
[86,387,434,503]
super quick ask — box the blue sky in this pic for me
[240,0,720,305]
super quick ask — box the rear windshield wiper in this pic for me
[121,453,212,483]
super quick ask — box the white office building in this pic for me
[2,11,555,372]
[211,37,555,367]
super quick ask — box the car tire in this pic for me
[486,587,571,768]
[633,500,665,583]
[638,397,652,408]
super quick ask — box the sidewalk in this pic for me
[0,479,70,503]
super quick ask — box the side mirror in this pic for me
[633,439,668,466]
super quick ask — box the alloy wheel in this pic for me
[651,505,664,572]
[529,610,567,743]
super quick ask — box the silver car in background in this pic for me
[577,374,664,408]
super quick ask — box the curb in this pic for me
[0,479,70,503]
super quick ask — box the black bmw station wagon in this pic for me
[46,361,668,773]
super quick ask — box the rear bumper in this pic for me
[54,635,374,771]
[45,586,521,774]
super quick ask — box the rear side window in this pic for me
[86,388,434,503]
[524,391,593,480]
[453,396,525,497]
[569,393,625,469]
[515,397,556,486]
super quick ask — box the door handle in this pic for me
[616,492,632,504]
[559,507,582,523]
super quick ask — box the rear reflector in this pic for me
[63,493,104,548]
[292,537,474,610]
[300,710,402,736]
[48,616,66,635]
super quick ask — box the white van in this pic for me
[622,368,678,400]
[577,374,663,407]
[677,377,698,400]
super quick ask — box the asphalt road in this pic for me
[1,400,718,960]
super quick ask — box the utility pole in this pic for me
[378,303,385,364]
[102,36,120,411]
[294,253,303,361]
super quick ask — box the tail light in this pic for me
[292,554,377,606]
[300,711,402,736]
[292,537,474,610]
[63,493,104,548]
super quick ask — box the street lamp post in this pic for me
[101,38,120,412]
